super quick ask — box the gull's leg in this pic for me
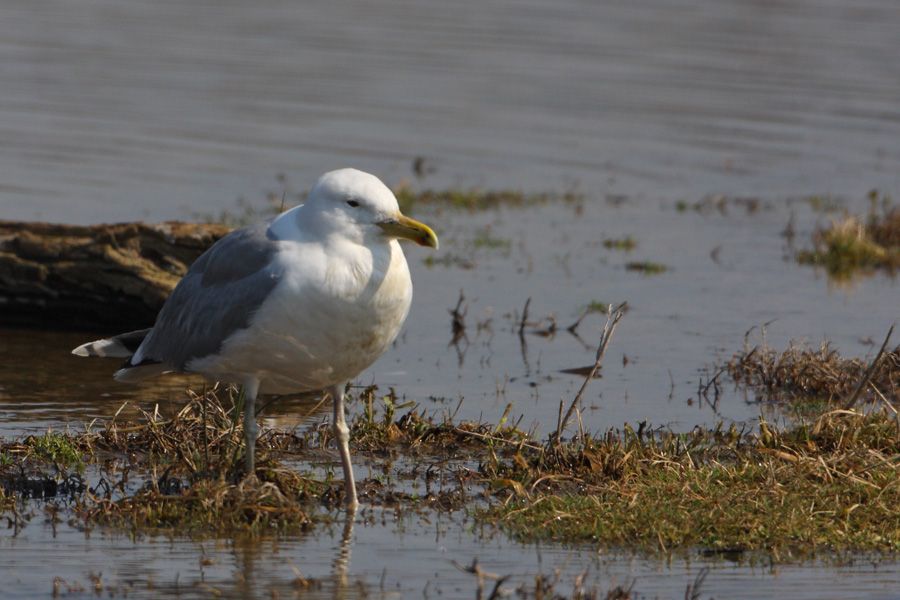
[329,382,358,511]
[243,377,261,474]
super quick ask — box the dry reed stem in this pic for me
[556,302,627,442]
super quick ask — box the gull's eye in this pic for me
[346,200,360,208]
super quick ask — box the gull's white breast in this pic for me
[188,238,413,394]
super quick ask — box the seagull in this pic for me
[72,168,438,511]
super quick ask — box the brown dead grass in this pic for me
[724,338,899,405]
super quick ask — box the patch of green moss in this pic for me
[602,237,637,251]
[586,301,611,313]
[27,433,84,469]
[625,261,668,275]
[422,253,476,269]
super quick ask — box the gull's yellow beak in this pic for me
[378,214,439,249]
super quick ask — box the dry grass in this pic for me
[724,338,899,406]
[350,385,531,454]
[78,473,315,534]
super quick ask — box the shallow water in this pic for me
[1,0,899,597]
[3,507,900,599]
[3,198,895,437]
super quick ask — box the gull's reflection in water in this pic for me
[227,513,356,599]
[332,515,355,590]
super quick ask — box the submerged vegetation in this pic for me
[471,227,512,251]
[602,236,637,251]
[797,192,900,279]
[624,260,668,275]
[394,184,583,214]
[675,195,768,215]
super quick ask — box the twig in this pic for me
[449,289,467,342]
[554,400,564,442]
[453,427,542,451]
[486,576,510,600]
[451,558,501,580]
[200,388,209,470]
[843,324,894,409]
[869,383,900,435]
[452,558,502,600]
[518,297,531,337]
[567,307,591,334]
[684,567,709,600]
[870,383,898,415]
[555,302,627,442]
[518,298,532,374]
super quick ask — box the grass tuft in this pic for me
[80,473,316,534]
[797,197,900,279]
[26,432,85,469]
[723,338,899,406]
[585,301,611,313]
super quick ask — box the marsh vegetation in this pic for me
[797,192,900,280]
[3,327,897,566]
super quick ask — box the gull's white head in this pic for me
[304,168,438,249]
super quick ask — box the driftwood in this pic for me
[0,220,229,331]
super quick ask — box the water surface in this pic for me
[1,0,899,597]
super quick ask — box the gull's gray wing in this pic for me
[130,220,283,371]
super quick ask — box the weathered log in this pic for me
[0,221,229,331]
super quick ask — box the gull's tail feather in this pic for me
[73,327,172,383]
[71,328,152,358]
[114,362,170,383]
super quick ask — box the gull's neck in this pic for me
[267,203,375,250]
[268,204,308,241]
